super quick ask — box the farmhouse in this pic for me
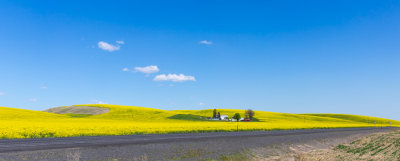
[220,115,228,120]
[209,109,230,121]
[208,114,229,121]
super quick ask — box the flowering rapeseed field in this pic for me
[0,104,398,139]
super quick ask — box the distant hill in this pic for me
[42,104,400,125]
[0,104,398,139]
[0,106,67,120]
[302,113,399,125]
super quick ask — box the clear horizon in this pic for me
[1,0,400,120]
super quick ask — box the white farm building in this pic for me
[220,115,229,120]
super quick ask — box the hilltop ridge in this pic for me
[0,104,398,139]
[40,104,400,124]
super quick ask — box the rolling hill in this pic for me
[0,104,398,139]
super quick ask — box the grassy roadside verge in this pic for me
[214,129,399,161]
[299,130,400,160]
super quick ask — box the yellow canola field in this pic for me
[0,104,398,139]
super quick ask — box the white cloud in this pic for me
[98,41,120,52]
[0,92,4,96]
[122,67,130,72]
[199,102,205,106]
[28,98,37,102]
[91,99,107,104]
[134,65,160,74]
[199,40,212,45]
[153,74,196,82]
[116,40,125,44]
[40,86,48,90]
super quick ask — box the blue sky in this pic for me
[1,0,400,120]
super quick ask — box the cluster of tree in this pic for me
[232,113,241,122]
[245,109,255,120]
[232,109,255,122]
[212,109,221,120]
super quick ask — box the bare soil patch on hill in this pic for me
[44,106,109,115]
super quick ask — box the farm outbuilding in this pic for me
[220,115,228,120]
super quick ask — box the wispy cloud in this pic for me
[134,65,160,74]
[116,40,125,44]
[199,102,205,106]
[154,74,196,82]
[0,92,4,96]
[91,99,107,104]
[28,98,37,102]
[98,41,120,52]
[40,86,48,90]
[199,40,212,45]
[122,67,130,72]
